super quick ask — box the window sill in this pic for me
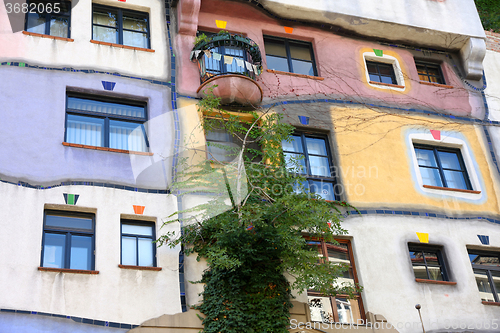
[482,301,500,306]
[415,278,456,285]
[23,31,74,42]
[266,69,324,81]
[369,81,405,89]
[90,40,155,53]
[422,185,480,194]
[419,81,453,89]
[118,265,162,271]
[62,142,153,156]
[38,267,99,274]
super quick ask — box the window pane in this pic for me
[306,137,328,155]
[289,43,312,61]
[122,236,137,266]
[122,224,153,236]
[264,39,287,57]
[27,13,46,34]
[309,156,330,177]
[43,233,66,268]
[381,75,396,85]
[442,170,468,190]
[491,271,500,299]
[474,269,495,302]
[224,46,245,58]
[336,298,355,324]
[93,11,117,27]
[123,15,148,32]
[138,238,154,267]
[416,65,427,75]
[308,296,334,323]
[309,180,335,201]
[438,151,462,170]
[123,31,148,48]
[419,166,443,187]
[46,214,93,230]
[68,97,145,118]
[378,64,393,76]
[369,73,381,82]
[206,128,233,142]
[266,55,289,72]
[284,153,306,174]
[282,136,304,153]
[70,235,92,270]
[291,59,314,76]
[49,16,69,38]
[110,120,147,152]
[367,63,378,74]
[409,250,429,279]
[66,114,104,147]
[470,254,500,266]
[93,26,118,44]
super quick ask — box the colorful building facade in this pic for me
[1,0,499,332]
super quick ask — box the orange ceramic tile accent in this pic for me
[63,142,154,156]
[38,267,99,274]
[90,40,155,53]
[133,205,145,215]
[419,81,453,89]
[266,69,324,81]
[422,185,481,194]
[118,265,162,271]
[284,26,293,34]
[23,31,74,42]
[415,278,457,285]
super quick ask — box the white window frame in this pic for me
[408,132,483,200]
[363,52,405,91]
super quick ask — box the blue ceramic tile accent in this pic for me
[298,116,310,125]
[477,235,490,245]
[101,81,116,91]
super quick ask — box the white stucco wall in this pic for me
[0,181,182,325]
[0,0,169,79]
[343,215,500,332]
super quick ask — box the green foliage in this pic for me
[160,91,361,332]
[475,0,500,32]
[194,33,209,48]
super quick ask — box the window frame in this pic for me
[24,0,72,38]
[408,243,450,282]
[283,132,339,201]
[120,220,157,267]
[263,36,318,76]
[468,250,500,303]
[92,4,151,49]
[414,60,446,85]
[413,143,473,191]
[41,210,96,271]
[64,93,149,152]
[306,239,365,323]
[366,60,398,85]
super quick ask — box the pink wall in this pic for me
[175,0,481,117]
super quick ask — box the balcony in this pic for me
[191,32,263,106]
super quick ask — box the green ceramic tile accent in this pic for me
[19,63,25,67]
[373,49,383,57]
[67,194,75,205]
[7,62,10,65]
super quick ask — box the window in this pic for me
[264,36,317,76]
[468,250,500,302]
[198,31,252,82]
[408,244,449,281]
[414,144,472,190]
[205,124,261,163]
[65,94,149,152]
[307,240,364,324]
[366,61,397,85]
[415,60,445,84]
[41,211,95,270]
[92,5,150,49]
[25,1,71,38]
[121,221,156,267]
[282,133,337,201]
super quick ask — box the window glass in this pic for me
[70,235,92,270]
[474,269,495,302]
[27,13,45,34]
[264,39,287,57]
[442,170,468,190]
[289,43,312,61]
[26,1,71,38]
[469,251,500,302]
[43,233,65,268]
[122,236,137,266]
[282,136,304,153]
[415,148,438,167]
[45,214,93,230]
[50,16,69,38]
[122,224,153,236]
[309,181,335,201]
[265,37,316,75]
[138,238,154,266]
[438,151,462,170]
[308,296,334,323]
[470,254,500,266]
[409,247,447,281]
[419,167,443,187]
[266,56,289,72]
[110,121,147,152]
[66,115,104,147]
[123,16,147,32]
[309,156,330,177]
[93,11,117,27]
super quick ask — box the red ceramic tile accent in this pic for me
[38,267,99,274]
[265,69,324,81]
[430,130,441,140]
[369,81,405,89]
[419,81,453,89]
[415,278,457,285]
[62,142,154,156]
[118,265,162,271]
[90,40,155,53]
[422,185,481,194]
[482,301,500,306]
[22,31,74,42]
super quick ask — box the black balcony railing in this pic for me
[191,32,263,83]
